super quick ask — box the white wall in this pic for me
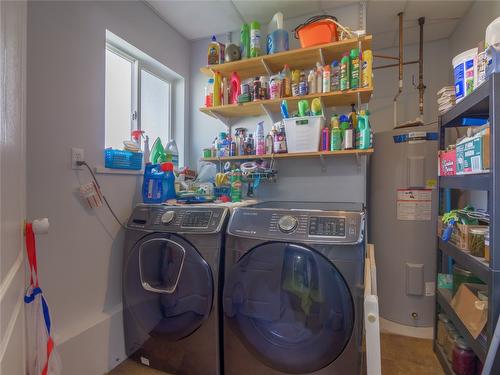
[26,2,190,374]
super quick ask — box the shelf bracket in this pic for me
[319,97,327,120]
[261,103,279,124]
[318,48,325,66]
[319,154,327,172]
[208,110,233,130]
[260,59,273,76]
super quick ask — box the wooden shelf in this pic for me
[201,149,374,162]
[200,36,372,80]
[200,88,372,119]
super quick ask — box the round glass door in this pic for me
[223,242,354,373]
[124,233,213,342]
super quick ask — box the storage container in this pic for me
[437,216,489,251]
[438,149,457,176]
[445,330,460,362]
[104,149,143,170]
[283,115,324,153]
[294,16,338,48]
[452,264,484,295]
[468,227,487,257]
[452,48,477,101]
[452,338,477,375]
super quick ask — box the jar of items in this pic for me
[452,338,477,375]
[437,313,451,346]
[484,229,490,262]
[445,329,460,362]
[468,227,488,257]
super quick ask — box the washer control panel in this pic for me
[228,207,364,244]
[127,205,228,233]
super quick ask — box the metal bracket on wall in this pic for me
[261,103,279,124]
[318,48,325,66]
[260,59,273,76]
[208,110,233,129]
[319,154,327,172]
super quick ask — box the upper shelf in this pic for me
[200,36,372,80]
[200,88,372,119]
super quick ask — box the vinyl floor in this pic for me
[107,333,445,375]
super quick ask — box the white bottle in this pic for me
[165,139,179,170]
[316,62,323,94]
[308,70,316,94]
[323,65,331,93]
[143,135,150,164]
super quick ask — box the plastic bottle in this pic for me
[316,62,323,94]
[340,52,350,91]
[205,78,214,107]
[142,163,175,203]
[311,98,322,116]
[321,125,330,151]
[274,125,287,153]
[250,21,261,58]
[161,162,176,200]
[143,135,150,164]
[350,48,360,89]
[265,133,274,154]
[331,60,340,91]
[255,121,265,155]
[208,35,221,65]
[357,110,372,149]
[213,72,222,106]
[349,104,358,129]
[291,69,301,96]
[267,12,289,54]
[165,139,179,170]
[240,24,250,59]
[282,64,292,97]
[361,49,373,88]
[323,65,331,93]
[339,114,354,149]
[299,71,308,96]
[230,169,243,202]
[308,70,316,94]
[230,72,241,104]
[330,115,342,151]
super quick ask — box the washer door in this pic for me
[124,233,213,343]
[223,242,354,374]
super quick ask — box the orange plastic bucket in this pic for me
[295,19,338,48]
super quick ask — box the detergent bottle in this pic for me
[331,60,340,91]
[208,35,223,65]
[330,115,342,151]
[240,24,250,59]
[340,52,350,91]
[356,110,372,149]
[142,163,175,203]
[362,49,373,88]
[308,70,316,94]
[161,162,177,200]
[350,48,360,89]
[213,72,222,106]
[267,12,289,54]
[250,21,261,57]
[230,72,241,104]
[281,64,292,97]
[230,169,242,202]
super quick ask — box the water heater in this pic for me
[369,125,438,329]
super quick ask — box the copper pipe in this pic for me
[418,17,426,116]
[374,60,418,70]
[393,12,404,128]
[374,54,399,60]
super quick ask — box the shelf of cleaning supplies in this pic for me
[200,88,373,119]
[200,148,374,162]
[200,36,372,80]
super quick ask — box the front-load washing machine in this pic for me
[223,201,365,375]
[123,204,229,374]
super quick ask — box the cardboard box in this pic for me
[456,127,490,174]
[451,283,488,339]
[438,149,457,176]
[437,216,488,250]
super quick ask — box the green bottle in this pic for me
[250,21,261,57]
[240,24,250,59]
[340,52,350,91]
[230,169,242,202]
[350,48,360,89]
[330,115,342,151]
[356,110,372,149]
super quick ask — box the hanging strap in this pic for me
[25,223,39,288]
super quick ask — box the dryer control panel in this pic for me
[127,205,228,233]
[228,207,364,244]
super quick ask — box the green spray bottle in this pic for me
[330,115,342,151]
[240,24,250,59]
[356,110,372,149]
[350,48,360,89]
[230,169,242,202]
[340,52,350,91]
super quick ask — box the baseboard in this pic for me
[57,306,126,375]
[380,317,434,339]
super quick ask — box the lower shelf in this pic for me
[434,342,456,375]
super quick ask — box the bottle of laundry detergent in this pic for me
[208,35,224,65]
[356,110,372,149]
[142,163,173,203]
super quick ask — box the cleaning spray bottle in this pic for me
[308,70,316,94]
[267,12,289,54]
[350,48,360,89]
[240,24,250,59]
[356,110,372,149]
[323,64,331,93]
[321,124,330,151]
[213,71,222,106]
[340,52,350,91]
[330,115,342,151]
[316,62,323,94]
[362,49,373,88]
[250,21,261,57]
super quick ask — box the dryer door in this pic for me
[223,242,354,374]
[124,233,213,346]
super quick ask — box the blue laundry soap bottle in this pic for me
[142,163,176,203]
[267,12,289,54]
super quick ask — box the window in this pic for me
[105,44,171,150]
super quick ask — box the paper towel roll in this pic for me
[32,218,49,234]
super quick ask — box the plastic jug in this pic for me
[142,163,175,203]
[356,111,372,150]
[213,71,222,107]
[267,12,289,54]
[361,50,373,88]
[230,72,241,104]
[165,139,179,170]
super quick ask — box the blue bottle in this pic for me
[266,12,289,54]
[142,163,176,203]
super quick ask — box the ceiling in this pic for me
[146,0,475,49]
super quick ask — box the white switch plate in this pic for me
[71,148,84,169]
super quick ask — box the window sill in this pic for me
[94,166,143,175]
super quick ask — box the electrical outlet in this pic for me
[71,148,84,169]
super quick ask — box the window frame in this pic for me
[105,42,172,147]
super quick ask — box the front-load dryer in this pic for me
[123,204,229,374]
[223,201,365,375]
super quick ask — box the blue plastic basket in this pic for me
[104,149,143,170]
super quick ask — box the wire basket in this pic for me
[104,149,143,170]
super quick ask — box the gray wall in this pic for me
[26,2,190,374]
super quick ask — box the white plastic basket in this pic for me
[283,115,324,153]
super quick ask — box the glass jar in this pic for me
[445,330,460,362]
[437,313,450,346]
[452,338,477,375]
[484,229,490,262]
[468,228,487,257]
